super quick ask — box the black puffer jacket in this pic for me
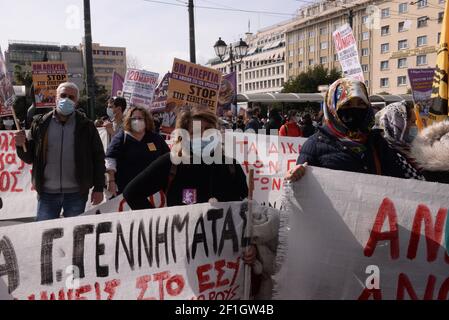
[297,127,414,178]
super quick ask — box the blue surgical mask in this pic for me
[57,98,75,116]
[405,126,418,143]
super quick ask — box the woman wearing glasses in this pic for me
[105,106,170,197]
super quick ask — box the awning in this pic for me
[237,93,324,103]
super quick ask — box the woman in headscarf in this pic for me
[286,78,417,181]
[375,101,424,180]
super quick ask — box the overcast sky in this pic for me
[0,0,305,76]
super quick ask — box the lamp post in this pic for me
[213,37,249,73]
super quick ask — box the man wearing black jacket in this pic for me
[15,82,105,221]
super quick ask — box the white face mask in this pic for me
[3,119,14,128]
[107,108,115,120]
[131,119,146,133]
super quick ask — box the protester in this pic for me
[123,106,248,209]
[300,113,316,138]
[265,109,283,135]
[245,107,262,133]
[411,121,449,183]
[279,110,302,137]
[1,117,16,130]
[104,96,126,138]
[375,101,424,179]
[14,82,105,221]
[286,78,418,181]
[233,115,246,131]
[105,106,169,196]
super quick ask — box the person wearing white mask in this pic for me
[104,96,126,138]
[14,82,105,221]
[123,106,248,209]
[2,117,15,130]
[105,106,169,197]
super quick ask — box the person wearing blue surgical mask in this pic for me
[104,96,126,138]
[14,82,106,221]
[123,106,248,209]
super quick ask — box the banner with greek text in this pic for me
[122,69,159,110]
[333,24,364,82]
[0,201,254,300]
[273,166,449,300]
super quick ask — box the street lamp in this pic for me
[213,37,249,73]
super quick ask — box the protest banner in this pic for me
[333,24,364,82]
[273,166,449,300]
[167,58,222,113]
[408,68,435,127]
[111,71,124,97]
[122,68,159,110]
[217,72,237,117]
[0,131,35,220]
[0,49,15,117]
[0,201,256,300]
[32,62,68,108]
[151,72,170,113]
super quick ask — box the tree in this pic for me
[127,55,142,70]
[77,77,109,118]
[282,65,341,93]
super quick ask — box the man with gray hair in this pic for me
[14,82,105,221]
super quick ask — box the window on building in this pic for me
[381,8,390,18]
[309,30,315,38]
[362,16,368,24]
[438,12,444,23]
[381,43,390,53]
[362,32,369,40]
[381,25,390,36]
[380,60,389,70]
[298,32,304,40]
[397,76,407,86]
[334,54,339,61]
[309,45,315,52]
[298,61,303,68]
[417,55,427,65]
[417,35,427,46]
[417,16,428,28]
[365,80,370,88]
[309,59,314,65]
[320,42,328,50]
[438,32,442,43]
[440,0,445,3]
[399,3,408,13]
[398,39,408,50]
[362,48,369,56]
[320,27,328,35]
[398,21,406,32]
[397,58,407,68]
[288,63,293,69]
[289,50,294,57]
[362,64,369,72]
[380,78,389,87]
[417,0,427,8]
[320,56,328,64]
[298,47,304,55]
[281,66,284,74]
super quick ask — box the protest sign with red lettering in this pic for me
[122,69,159,110]
[32,62,68,108]
[151,72,170,113]
[0,131,35,220]
[273,166,449,300]
[333,24,364,82]
[0,201,263,300]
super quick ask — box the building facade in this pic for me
[371,0,444,94]
[207,18,299,95]
[5,40,85,91]
[82,43,127,94]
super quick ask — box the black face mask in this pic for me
[337,108,368,132]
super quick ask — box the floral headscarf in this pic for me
[322,78,373,153]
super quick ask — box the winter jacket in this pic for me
[297,127,415,179]
[245,117,262,133]
[17,110,106,195]
[411,121,449,184]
